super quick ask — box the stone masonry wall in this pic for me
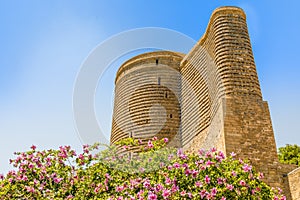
[288,167,300,200]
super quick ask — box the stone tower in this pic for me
[110,6,300,199]
[111,51,183,154]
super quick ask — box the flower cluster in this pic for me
[0,138,285,199]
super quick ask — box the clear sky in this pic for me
[1,1,300,173]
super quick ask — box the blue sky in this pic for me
[1,1,299,173]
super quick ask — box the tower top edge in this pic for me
[212,6,246,18]
[115,51,185,84]
[182,6,246,63]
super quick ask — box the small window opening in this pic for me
[129,132,133,138]
[158,77,161,85]
[156,59,159,65]
[170,114,172,118]
[165,92,168,98]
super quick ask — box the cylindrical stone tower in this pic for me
[111,51,184,153]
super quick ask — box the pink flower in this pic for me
[211,147,217,152]
[205,151,212,158]
[258,172,264,179]
[25,186,35,193]
[22,175,28,181]
[173,162,180,168]
[163,138,169,143]
[177,148,183,156]
[165,177,172,185]
[51,172,57,178]
[143,180,150,189]
[168,154,174,161]
[139,168,145,173]
[152,137,158,141]
[198,149,205,156]
[240,180,246,186]
[162,189,171,198]
[147,141,154,148]
[171,184,179,193]
[242,164,252,172]
[192,170,198,178]
[28,163,34,169]
[137,189,144,197]
[217,178,223,185]
[204,175,210,184]
[53,177,63,184]
[105,173,111,180]
[206,160,214,166]
[180,190,186,196]
[231,171,237,176]
[155,184,163,192]
[211,187,217,196]
[218,151,225,159]
[66,195,74,199]
[78,154,84,160]
[195,181,202,187]
[148,192,157,200]
[185,169,191,176]
[200,189,207,198]
[94,187,100,193]
[160,162,165,168]
[206,193,212,199]
[221,197,226,200]
[179,153,187,160]
[0,174,4,180]
[226,184,234,191]
[116,186,124,192]
[30,145,36,150]
[230,152,236,157]
[182,163,188,168]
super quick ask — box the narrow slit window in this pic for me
[156,59,158,65]
[165,92,168,98]
[170,114,172,118]
[158,77,161,85]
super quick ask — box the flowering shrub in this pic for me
[0,138,285,199]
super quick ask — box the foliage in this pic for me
[0,137,286,199]
[278,144,300,166]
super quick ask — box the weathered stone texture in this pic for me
[288,167,300,200]
[110,6,299,199]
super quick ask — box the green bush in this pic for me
[278,144,300,166]
[0,137,285,199]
